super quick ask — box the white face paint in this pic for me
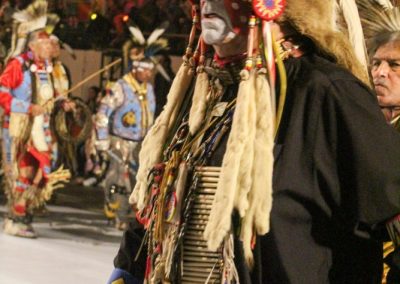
[202,17,229,45]
[201,0,233,46]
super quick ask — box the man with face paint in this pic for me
[200,0,248,56]
[0,0,71,238]
[107,0,400,283]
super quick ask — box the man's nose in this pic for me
[376,62,390,77]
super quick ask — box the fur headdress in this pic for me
[282,0,369,84]
[6,0,48,61]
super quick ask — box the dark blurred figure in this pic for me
[75,86,103,183]
[154,53,174,117]
[86,86,102,113]
[128,0,191,54]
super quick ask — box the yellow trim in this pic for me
[123,73,150,135]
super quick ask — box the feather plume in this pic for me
[374,0,394,9]
[13,0,47,23]
[154,61,171,82]
[147,21,169,46]
[145,38,168,57]
[61,42,76,60]
[128,26,146,45]
[7,0,48,59]
[338,0,368,72]
[45,13,60,34]
[357,0,400,40]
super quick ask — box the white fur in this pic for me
[188,71,210,135]
[31,114,49,151]
[240,72,274,267]
[234,72,256,216]
[204,71,255,251]
[129,63,193,209]
[8,113,28,138]
[204,71,274,267]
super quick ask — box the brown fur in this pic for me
[284,0,370,85]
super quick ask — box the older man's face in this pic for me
[200,0,233,45]
[372,41,400,117]
[29,37,53,61]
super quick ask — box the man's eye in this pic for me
[390,62,400,69]
[372,61,380,67]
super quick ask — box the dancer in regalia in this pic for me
[108,0,400,283]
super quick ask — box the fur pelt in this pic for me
[204,70,255,252]
[129,62,193,209]
[240,71,274,267]
[234,72,257,217]
[204,70,274,267]
[8,113,29,139]
[283,0,370,85]
[31,114,49,152]
[188,70,210,135]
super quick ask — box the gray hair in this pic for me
[370,31,400,57]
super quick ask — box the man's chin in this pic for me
[375,85,388,96]
[202,31,227,46]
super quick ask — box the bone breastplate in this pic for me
[181,167,223,283]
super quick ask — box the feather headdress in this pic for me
[374,0,394,10]
[6,0,48,60]
[45,13,60,35]
[122,22,169,79]
[357,0,400,54]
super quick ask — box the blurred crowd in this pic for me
[52,0,192,51]
[0,0,192,56]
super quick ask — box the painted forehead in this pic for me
[200,0,252,33]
